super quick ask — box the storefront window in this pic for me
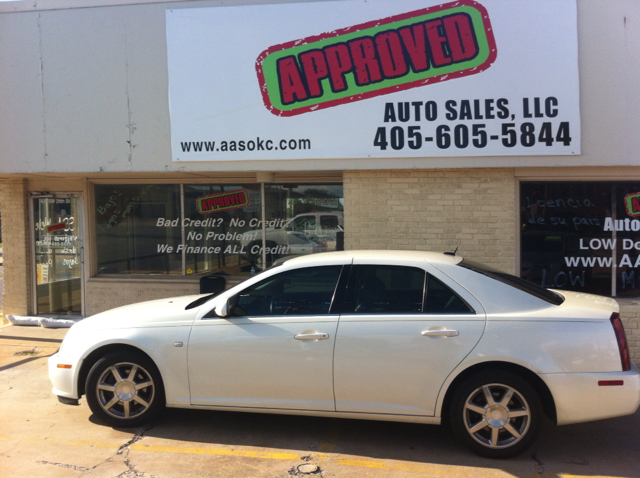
[260,184,344,268]
[94,183,343,276]
[95,184,182,274]
[520,182,640,297]
[183,184,261,275]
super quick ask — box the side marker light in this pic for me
[598,380,623,386]
[57,364,72,369]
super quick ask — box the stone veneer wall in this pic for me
[343,169,516,272]
[619,300,640,361]
[0,179,31,319]
[85,280,201,316]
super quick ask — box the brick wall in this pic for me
[85,280,201,316]
[85,276,246,316]
[0,179,31,320]
[618,299,640,361]
[344,168,516,273]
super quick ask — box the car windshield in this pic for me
[458,259,565,305]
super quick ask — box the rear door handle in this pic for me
[422,329,459,337]
[295,332,329,340]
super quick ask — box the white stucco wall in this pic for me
[0,0,639,174]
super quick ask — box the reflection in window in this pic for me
[94,183,343,277]
[260,184,344,268]
[183,184,261,275]
[520,182,640,297]
[234,266,343,316]
[95,185,182,274]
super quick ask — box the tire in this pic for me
[85,350,165,428]
[255,251,274,270]
[449,371,543,458]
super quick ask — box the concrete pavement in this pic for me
[1,323,639,478]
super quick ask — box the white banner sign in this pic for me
[166,0,580,161]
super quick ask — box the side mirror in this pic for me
[214,299,230,318]
[213,295,238,318]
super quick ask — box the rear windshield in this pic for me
[458,259,565,306]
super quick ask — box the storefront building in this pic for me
[0,0,638,358]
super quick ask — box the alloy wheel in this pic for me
[95,361,156,420]
[462,383,532,449]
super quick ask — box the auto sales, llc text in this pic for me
[373,96,573,151]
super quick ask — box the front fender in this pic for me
[62,326,192,406]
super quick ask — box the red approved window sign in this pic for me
[196,190,250,214]
[46,223,66,233]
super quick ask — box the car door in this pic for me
[333,259,486,416]
[188,265,344,411]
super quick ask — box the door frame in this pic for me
[29,192,86,317]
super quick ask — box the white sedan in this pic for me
[49,251,640,458]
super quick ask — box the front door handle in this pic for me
[295,332,329,340]
[422,328,459,337]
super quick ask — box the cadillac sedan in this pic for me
[49,251,640,458]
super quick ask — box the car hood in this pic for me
[72,295,202,331]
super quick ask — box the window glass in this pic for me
[351,265,425,314]
[260,184,344,267]
[520,182,640,297]
[233,266,342,316]
[95,185,182,274]
[33,197,82,315]
[424,275,474,313]
[94,182,343,277]
[320,215,339,228]
[459,259,560,306]
[183,184,261,275]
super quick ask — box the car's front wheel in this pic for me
[449,371,543,458]
[85,350,165,427]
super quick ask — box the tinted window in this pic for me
[321,215,339,228]
[95,184,182,274]
[460,259,564,305]
[350,265,425,313]
[234,266,342,317]
[424,275,473,313]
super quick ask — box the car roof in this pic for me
[280,250,463,266]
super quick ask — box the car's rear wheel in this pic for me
[85,350,165,428]
[449,371,543,458]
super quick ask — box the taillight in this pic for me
[610,313,631,372]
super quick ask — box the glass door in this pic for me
[32,195,84,316]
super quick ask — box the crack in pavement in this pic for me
[35,413,167,476]
[101,413,165,477]
[531,447,545,474]
[117,432,146,455]
[38,460,90,471]
[117,457,159,478]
